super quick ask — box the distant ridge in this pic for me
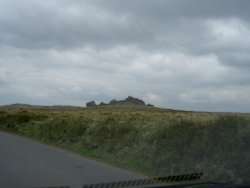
[0,103,80,109]
[1,104,36,108]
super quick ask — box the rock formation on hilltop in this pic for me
[86,101,96,107]
[119,96,145,105]
[86,96,154,107]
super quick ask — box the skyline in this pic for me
[0,0,250,112]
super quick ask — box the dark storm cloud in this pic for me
[0,0,250,112]
[94,0,250,20]
[0,0,153,49]
[1,0,250,53]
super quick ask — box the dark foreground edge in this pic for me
[33,172,203,188]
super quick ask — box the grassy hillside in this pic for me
[0,106,250,183]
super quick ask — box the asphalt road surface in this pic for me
[0,131,142,188]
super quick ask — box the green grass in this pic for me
[0,106,250,183]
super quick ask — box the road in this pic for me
[0,131,142,188]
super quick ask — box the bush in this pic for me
[82,117,139,152]
[0,111,36,130]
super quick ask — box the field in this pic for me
[0,105,250,183]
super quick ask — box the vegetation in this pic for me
[0,106,250,183]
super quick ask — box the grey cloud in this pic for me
[0,0,153,49]
[93,0,250,20]
[218,52,250,68]
[1,0,250,55]
[0,0,250,112]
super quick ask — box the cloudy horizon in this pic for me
[0,0,250,112]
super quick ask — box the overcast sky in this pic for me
[0,0,250,112]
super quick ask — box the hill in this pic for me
[0,105,250,182]
[1,103,81,109]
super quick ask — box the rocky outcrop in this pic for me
[86,96,154,107]
[119,96,145,105]
[86,101,96,107]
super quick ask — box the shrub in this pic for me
[82,118,139,152]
